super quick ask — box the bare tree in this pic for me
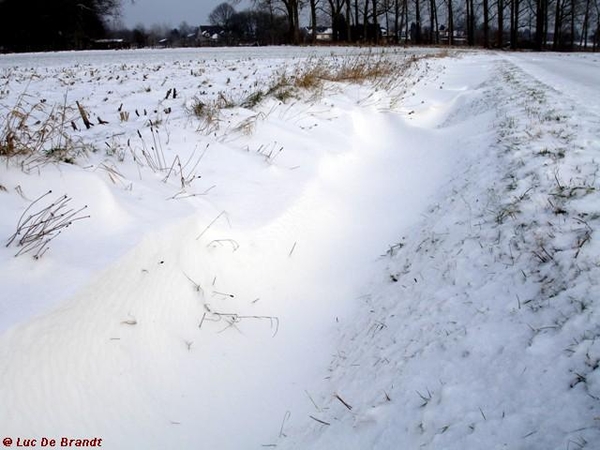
[281,0,302,43]
[429,0,439,43]
[415,0,422,43]
[373,0,379,43]
[483,0,491,47]
[553,0,565,49]
[327,0,348,41]
[209,2,237,29]
[534,0,548,49]
[447,0,454,44]
[466,0,475,45]
[498,0,505,46]
[509,0,521,49]
[580,0,591,46]
[309,0,320,42]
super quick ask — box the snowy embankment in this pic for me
[0,48,599,449]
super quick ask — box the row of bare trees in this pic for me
[0,0,122,52]
[268,0,600,48]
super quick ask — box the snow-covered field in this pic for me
[1,47,599,449]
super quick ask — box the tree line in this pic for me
[124,0,600,49]
[0,0,120,52]
[112,6,291,48]
[1,0,598,52]
[277,0,600,48]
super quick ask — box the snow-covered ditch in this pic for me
[0,48,598,449]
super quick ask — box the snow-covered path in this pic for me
[1,49,599,450]
[504,52,600,116]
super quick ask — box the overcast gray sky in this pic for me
[121,0,249,28]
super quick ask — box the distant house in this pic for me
[92,39,130,50]
[316,27,333,41]
[438,26,467,45]
[305,27,333,42]
[197,26,225,46]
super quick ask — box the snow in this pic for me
[504,52,600,116]
[1,47,599,450]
